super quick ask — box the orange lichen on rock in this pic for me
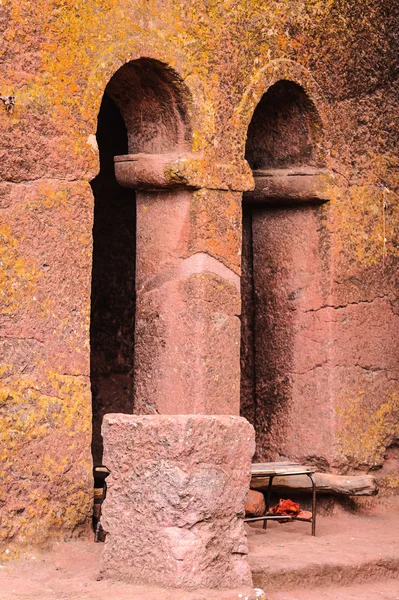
[188,189,242,273]
[337,390,399,468]
[0,223,39,316]
[0,370,92,560]
[0,0,398,557]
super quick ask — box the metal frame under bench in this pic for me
[244,461,317,536]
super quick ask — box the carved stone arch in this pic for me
[81,53,205,183]
[105,57,193,154]
[245,79,324,170]
[234,59,331,164]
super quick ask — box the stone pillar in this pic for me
[242,168,336,462]
[100,414,255,590]
[114,153,253,416]
[251,204,333,460]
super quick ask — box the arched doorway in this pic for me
[240,80,331,463]
[90,58,192,466]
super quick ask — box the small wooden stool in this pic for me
[244,461,317,536]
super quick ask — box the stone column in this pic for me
[100,413,255,591]
[242,168,336,461]
[115,153,252,416]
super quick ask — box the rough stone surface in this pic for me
[0,180,93,557]
[240,73,399,470]
[100,414,255,589]
[241,202,399,467]
[1,0,399,557]
[133,189,241,417]
[245,490,266,517]
[242,204,333,462]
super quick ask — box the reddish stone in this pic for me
[245,490,266,517]
[298,510,312,520]
[2,0,399,558]
[133,189,241,417]
[242,205,334,462]
[100,414,255,589]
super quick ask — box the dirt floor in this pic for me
[1,499,399,599]
[268,581,399,600]
[0,542,255,600]
[248,497,399,599]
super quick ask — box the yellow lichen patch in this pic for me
[0,370,92,558]
[336,390,399,467]
[188,189,242,274]
[5,0,197,170]
[0,224,39,316]
[327,183,399,267]
[0,370,91,472]
[24,180,93,215]
[379,476,399,495]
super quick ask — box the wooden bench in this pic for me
[244,461,317,536]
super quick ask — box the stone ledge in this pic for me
[114,152,254,192]
[243,167,336,204]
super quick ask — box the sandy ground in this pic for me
[247,498,399,598]
[268,580,399,600]
[1,500,399,599]
[248,498,399,591]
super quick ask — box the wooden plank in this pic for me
[250,472,378,496]
[251,462,316,476]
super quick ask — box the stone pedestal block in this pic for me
[100,414,255,590]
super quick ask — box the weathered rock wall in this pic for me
[1,0,399,556]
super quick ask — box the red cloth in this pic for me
[269,498,301,521]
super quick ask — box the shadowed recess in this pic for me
[245,79,324,170]
[90,93,136,466]
[106,57,192,154]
